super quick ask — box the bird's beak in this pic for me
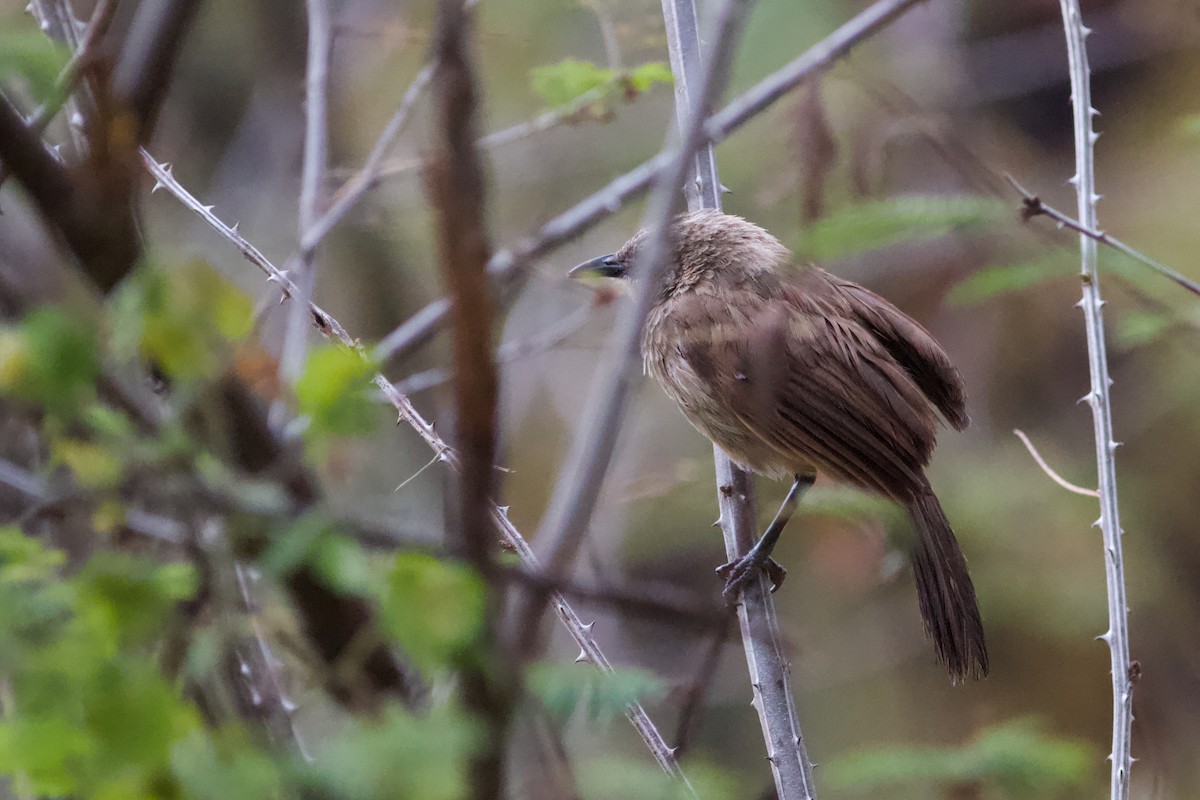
[569,253,625,279]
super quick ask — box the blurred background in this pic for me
[3,0,1200,797]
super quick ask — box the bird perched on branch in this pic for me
[571,209,987,682]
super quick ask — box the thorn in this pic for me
[1080,24,1093,37]
[1093,517,1103,528]
[719,183,732,194]
[574,649,590,664]
[200,204,215,214]
[1091,193,1103,204]
[1108,440,1120,452]
[230,221,241,234]
[1090,131,1102,145]
[666,746,679,757]
[151,180,166,193]
[69,111,83,129]
[1089,106,1100,117]
[1067,174,1080,187]
[1097,630,1112,643]
[1078,391,1096,406]
[580,621,595,633]
[281,697,298,712]
[497,505,510,518]
[712,517,722,528]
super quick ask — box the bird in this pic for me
[570,209,987,682]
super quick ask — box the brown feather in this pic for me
[633,210,987,681]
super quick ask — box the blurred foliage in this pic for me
[0,27,67,101]
[824,718,1094,799]
[2,0,1199,796]
[529,662,664,725]
[794,195,1005,260]
[295,343,377,437]
[531,57,673,113]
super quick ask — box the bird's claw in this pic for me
[715,554,787,602]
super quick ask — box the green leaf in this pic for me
[1115,311,1174,349]
[0,715,93,796]
[0,28,69,100]
[77,553,197,647]
[797,196,1004,261]
[15,308,100,416]
[172,729,281,800]
[109,263,253,381]
[626,61,674,93]
[947,252,1077,306]
[531,58,616,108]
[304,707,477,800]
[825,718,1093,796]
[382,553,485,671]
[529,662,664,725]
[295,344,375,436]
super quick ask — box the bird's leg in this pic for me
[716,474,815,599]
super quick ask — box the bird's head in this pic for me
[569,209,791,296]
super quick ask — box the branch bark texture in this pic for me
[426,0,514,796]
[1057,3,1133,798]
[661,0,816,796]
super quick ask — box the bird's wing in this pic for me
[816,269,969,430]
[716,285,940,498]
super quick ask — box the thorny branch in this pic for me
[662,0,816,795]
[136,151,692,781]
[1006,174,1200,298]
[510,0,755,672]
[1056,3,1134,798]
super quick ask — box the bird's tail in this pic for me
[906,487,988,682]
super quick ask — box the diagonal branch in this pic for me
[1056,3,1134,799]
[137,150,692,782]
[373,0,926,366]
[1005,173,1200,298]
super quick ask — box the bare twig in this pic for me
[280,0,334,387]
[234,564,313,761]
[363,82,619,185]
[137,151,692,782]
[0,0,118,193]
[672,615,733,758]
[511,0,755,674]
[373,0,927,366]
[664,0,816,794]
[395,304,593,396]
[1005,174,1200,298]
[1056,3,1133,798]
[301,0,479,252]
[1012,429,1099,498]
[110,0,205,142]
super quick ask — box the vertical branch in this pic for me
[662,0,816,797]
[1057,3,1133,798]
[426,1,514,797]
[281,0,334,385]
[513,0,755,656]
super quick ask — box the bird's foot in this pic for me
[715,553,787,601]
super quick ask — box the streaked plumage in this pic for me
[592,209,987,681]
